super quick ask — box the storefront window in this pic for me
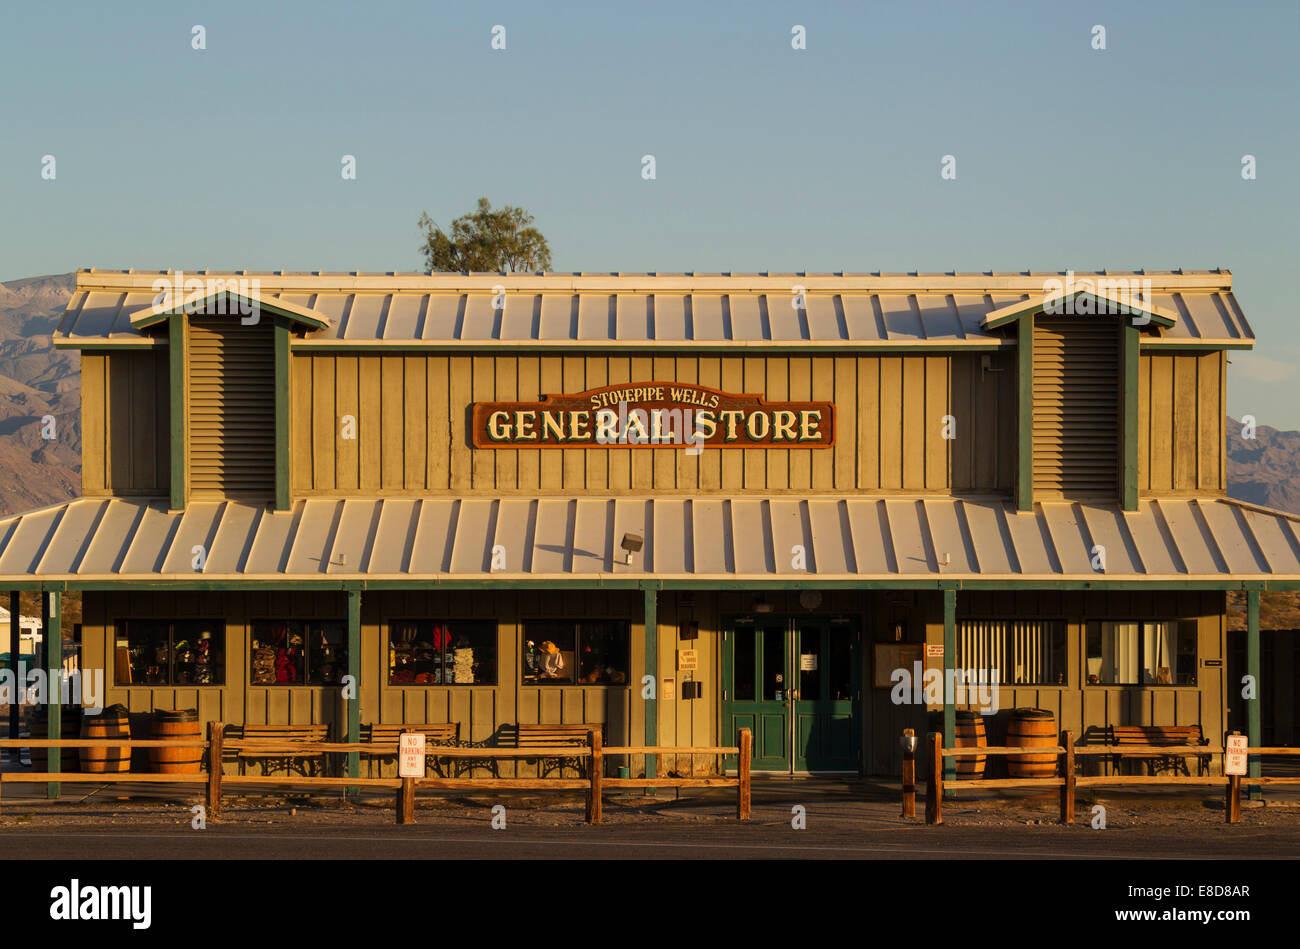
[115,620,224,686]
[250,621,347,685]
[522,621,630,685]
[389,621,497,685]
[956,620,1067,685]
[1085,621,1197,686]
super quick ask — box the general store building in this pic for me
[1,268,1295,777]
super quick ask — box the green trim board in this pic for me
[275,318,291,511]
[983,291,1177,330]
[131,290,330,332]
[942,588,956,785]
[168,314,186,511]
[1122,324,1139,510]
[19,577,1300,593]
[6,592,17,745]
[43,591,61,799]
[644,587,657,781]
[289,341,1018,355]
[1017,315,1032,511]
[347,588,361,781]
[1247,590,1261,790]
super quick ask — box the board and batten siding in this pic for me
[1138,351,1226,495]
[80,350,171,496]
[288,351,1016,497]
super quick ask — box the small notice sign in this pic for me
[677,649,698,671]
[663,677,676,700]
[399,732,426,778]
[1225,733,1248,776]
[925,644,944,658]
[799,654,818,671]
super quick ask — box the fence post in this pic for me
[926,732,943,825]
[396,777,415,824]
[1060,730,1075,825]
[1226,773,1241,824]
[738,728,751,821]
[901,728,916,819]
[587,729,603,825]
[396,728,416,825]
[207,721,223,820]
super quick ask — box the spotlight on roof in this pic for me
[620,532,644,565]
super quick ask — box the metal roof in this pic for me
[53,270,1254,350]
[2,495,1297,586]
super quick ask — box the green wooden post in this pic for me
[43,591,61,799]
[644,587,657,782]
[1121,323,1139,510]
[1016,315,1033,511]
[274,316,290,511]
[942,588,956,789]
[168,313,186,511]
[7,591,18,754]
[1247,589,1261,799]
[347,588,361,782]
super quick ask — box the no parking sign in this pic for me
[399,732,426,778]
[1225,733,1248,776]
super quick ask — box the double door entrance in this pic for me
[721,616,860,773]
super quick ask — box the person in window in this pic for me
[538,640,564,678]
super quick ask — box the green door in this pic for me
[792,621,860,772]
[722,620,792,771]
[723,617,861,774]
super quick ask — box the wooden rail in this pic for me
[909,730,1300,826]
[0,723,753,826]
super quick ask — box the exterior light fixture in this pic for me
[754,597,774,614]
[900,732,917,754]
[620,532,643,565]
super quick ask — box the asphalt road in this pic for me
[3,814,1298,860]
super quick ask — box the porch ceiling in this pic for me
[1,495,1298,588]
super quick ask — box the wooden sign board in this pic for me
[472,382,834,449]
[873,643,922,689]
[399,732,426,778]
[1225,733,1248,776]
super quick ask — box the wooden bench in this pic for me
[517,723,601,778]
[362,723,460,778]
[1107,725,1210,776]
[233,724,332,777]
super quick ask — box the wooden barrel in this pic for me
[79,705,131,773]
[150,709,202,773]
[954,711,987,779]
[1007,708,1057,778]
[30,706,80,773]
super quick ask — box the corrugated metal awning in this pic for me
[53,270,1254,349]
[1,496,1297,586]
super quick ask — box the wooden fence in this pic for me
[0,725,752,825]
[901,728,1300,825]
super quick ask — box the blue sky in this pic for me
[2,1,1297,424]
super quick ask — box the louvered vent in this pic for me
[187,315,275,499]
[1031,315,1120,498]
